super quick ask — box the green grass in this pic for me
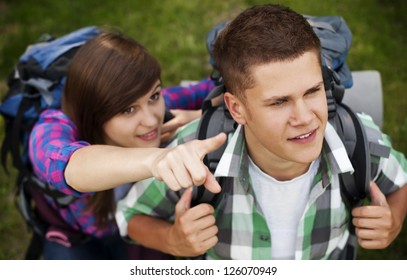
[0,0,406,259]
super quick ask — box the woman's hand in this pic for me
[151,133,227,193]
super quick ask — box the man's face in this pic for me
[225,51,328,179]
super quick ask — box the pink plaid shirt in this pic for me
[28,78,215,237]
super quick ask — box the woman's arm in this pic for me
[162,77,215,110]
[64,133,226,193]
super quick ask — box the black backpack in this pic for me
[198,15,391,208]
[193,69,391,261]
[195,67,390,209]
[193,16,391,259]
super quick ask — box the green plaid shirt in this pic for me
[116,114,407,260]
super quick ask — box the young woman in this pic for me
[28,31,225,259]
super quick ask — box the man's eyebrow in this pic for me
[262,94,289,104]
[261,81,324,104]
[304,81,324,94]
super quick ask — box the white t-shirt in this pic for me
[248,156,320,259]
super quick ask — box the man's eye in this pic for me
[271,99,287,106]
[306,87,321,96]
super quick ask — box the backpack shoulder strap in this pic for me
[324,65,391,209]
[333,104,371,209]
[191,84,236,205]
[197,85,235,171]
[334,102,391,211]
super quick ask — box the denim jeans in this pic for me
[42,232,128,260]
[42,231,174,260]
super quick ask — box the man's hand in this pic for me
[352,181,402,249]
[151,132,227,193]
[167,187,218,256]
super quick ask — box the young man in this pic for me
[116,4,407,259]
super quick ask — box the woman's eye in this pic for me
[150,92,160,102]
[123,106,135,114]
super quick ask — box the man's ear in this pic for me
[224,92,247,125]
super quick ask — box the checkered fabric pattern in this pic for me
[116,114,407,259]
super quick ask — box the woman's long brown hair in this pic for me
[62,31,161,228]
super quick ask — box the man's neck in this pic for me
[245,142,311,181]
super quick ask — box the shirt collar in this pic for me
[214,122,354,178]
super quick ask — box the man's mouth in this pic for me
[289,129,317,142]
[295,131,313,139]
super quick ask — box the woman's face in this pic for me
[103,80,165,148]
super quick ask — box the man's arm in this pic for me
[387,183,407,228]
[127,187,218,257]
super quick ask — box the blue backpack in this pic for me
[206,15,354,89]
[0,26,101,172]
[0,26,179,259]
[0,26,102,259]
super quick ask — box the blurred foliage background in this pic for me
[0,0,406,259]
